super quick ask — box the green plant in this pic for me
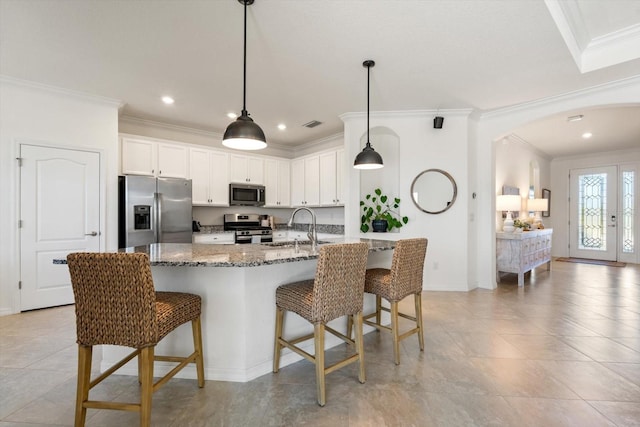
[513,219,531,230]
[360,188,409,232]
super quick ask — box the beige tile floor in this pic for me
[1,260,639,426]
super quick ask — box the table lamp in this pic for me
[496,195,521,232]
[527,198,549,229]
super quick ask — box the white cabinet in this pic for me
[189,148,229,206]
[319,149,344,206]
[229,154,264,184]
[291,156,320,206]
[496,229,552,287]
[121,137,188,178]
[264,159,290,207]
[193,233,235,244]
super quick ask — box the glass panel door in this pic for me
[569,166,617,261]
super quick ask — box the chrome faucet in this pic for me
[287,207,318,251]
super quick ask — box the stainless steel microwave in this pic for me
[229,183,265,206]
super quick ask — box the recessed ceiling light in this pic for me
[567,114,584,122]
[277,124,286,130]
[582,132,593,139]
[227,112,238,119]
[161,96,175,105]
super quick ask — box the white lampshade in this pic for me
[496,195,521,212]
[527,198,548,212]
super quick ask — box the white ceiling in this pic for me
[1,0,639,157]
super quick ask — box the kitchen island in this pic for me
[103,239,395,382]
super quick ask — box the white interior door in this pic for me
[20,144,101,310]
[569,166,617,261]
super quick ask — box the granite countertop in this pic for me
[54,238,395,267]
[127,238,393,267]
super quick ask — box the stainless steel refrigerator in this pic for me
[118,176,192,248]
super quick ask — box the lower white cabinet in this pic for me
[496,228,552,286]
[193,233,235,244]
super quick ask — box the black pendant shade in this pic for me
[354,60,383,169]
[223,0,267,150]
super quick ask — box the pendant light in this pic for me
[354,60,383,169]
[223,0,267,150]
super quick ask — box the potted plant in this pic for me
[360,188,409,232]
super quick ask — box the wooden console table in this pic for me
[496,228,552,286]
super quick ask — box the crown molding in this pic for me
[294,132,344,154]
[119,115,291,152]
[480,75,640,119]
[0,75,123,108]
[506,133,551,160]
[340,108,473,121]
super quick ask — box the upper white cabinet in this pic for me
[291,155,320,206]
[121,137,188,178]
[229,154,264,184]
[264,159,290,207]
[319,149,344,206]
[189,148,229,206]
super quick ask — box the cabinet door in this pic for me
[277,160,290,207]
[290,159,305,206]
[335,149,344,205]
[157,143,188,178]
[319,151,337,205]
[121,138,156,176]
[304,156,320,206]
[247,156,264,184]
[264,159,279,207]
[229,154,249,183]
[189,147,212,205]
[209,151,229,205]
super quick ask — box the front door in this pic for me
[19,144,101,311]
[569,166,617,261]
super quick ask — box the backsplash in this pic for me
[197,223,344,235]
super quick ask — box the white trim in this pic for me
[0,75,123,109]
[480,75,640,119]
[340,109,473,121]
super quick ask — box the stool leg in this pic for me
[314,324,326,406]
[273,308,284,373]
[192,317,205,387]
[391,302,400,365]
[354,312,366,384]
[75,345,92,427]
[415,293,424,351]
[139,346,154,427]
[375,295,382,327]
[346,315,353,340]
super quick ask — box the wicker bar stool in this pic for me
[66,252,205,427]
[273,242,369,406]
[353,238,428,365]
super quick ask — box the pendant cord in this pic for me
[242,0,247,114]
[366,63,370,145]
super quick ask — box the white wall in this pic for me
[550,148,640,261]
[475,76,640,290]
[0,77,120,315]
[343,110,473,291]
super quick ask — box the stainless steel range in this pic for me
[224,214,273,244]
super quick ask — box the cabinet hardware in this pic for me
[85,231,98,236]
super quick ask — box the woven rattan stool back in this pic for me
[311,242,369,323]
[67,252,158,348]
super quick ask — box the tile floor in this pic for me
[1,260,639,426]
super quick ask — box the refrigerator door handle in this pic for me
[154,192,161,243]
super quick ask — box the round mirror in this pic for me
[410,169,457,214]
